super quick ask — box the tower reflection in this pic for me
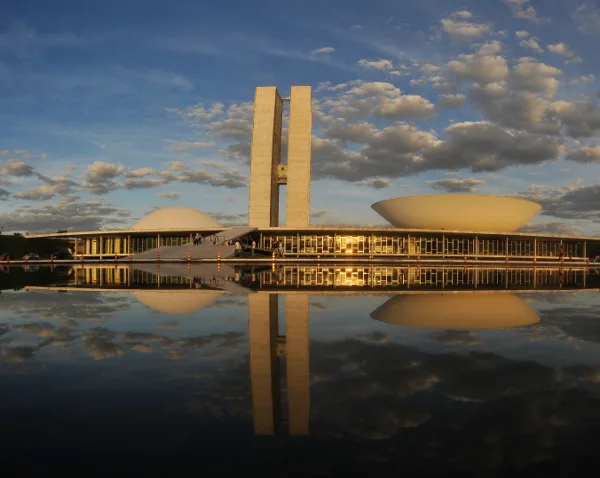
[248,294,310,436]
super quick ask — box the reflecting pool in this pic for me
[1,264,600,475]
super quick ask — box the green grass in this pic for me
[0,235,69,259]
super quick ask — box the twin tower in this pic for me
[248,86,312,228]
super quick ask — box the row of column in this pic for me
[82,235,132,256]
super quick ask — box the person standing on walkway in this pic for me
[251,239,256,257]
[235,239,241,257]
[194,233,200,246]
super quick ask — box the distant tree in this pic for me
[13,232,23,237]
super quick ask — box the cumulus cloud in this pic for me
[311,47,335,55]
[515,30,530,39]
[438,93,466,109]
[520,37,543,53]
[82,161,125,195]
[0,187,9,200]
[448,43,509,84]
[123,167,154,178]
[441,17,494,42]
[547,42,575,58]
[166,102,224,121]
[569,74,595,86]
[566,145,600,163]
[323,81,436,120]
[548,100,600,137]
[13,185,64,200]
[509,58,562,98]
[519,222,583,235]
[156,191,181,200]
[165,140,216,152]
[0,195,132,233]
[1,159,36,177]
[519,183,600,221]
[425,178,485,193]
[166,160,187,171]
[422,121,564,173]
[358,59,394,70]
[504,0,548,23]
[123,178,168,189]
[177,169,246,189]
[358,178,392,189]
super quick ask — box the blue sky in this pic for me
[1,0,599,234]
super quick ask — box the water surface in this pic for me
[1,265,600,475]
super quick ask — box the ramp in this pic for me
[129,226,257,260]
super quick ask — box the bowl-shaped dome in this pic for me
[371,195,541,232]
[132,290,222,315]
[132,206,222,230]
[371,293,540,329]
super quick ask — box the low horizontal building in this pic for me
[24,86,600,262]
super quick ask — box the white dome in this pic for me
[132,206,222,230]
[372,195,542,233]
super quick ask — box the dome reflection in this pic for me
[371,293,540,329]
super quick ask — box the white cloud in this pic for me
[156,191,181,200]
[374,95,436,119]
[13,185,64,201]
[520,37,543,53]
[81,161,125,195]
[569,74,595,86]
[165,140,216,152]
[448,46,509,84]
[566,145,600,163]
[515,30,530,39]
[1,159,36,176]
[440,17,494,42]
[167,102,224,122]
[422,121,564,172]
[504,0,548,23]
[358,178,392,189]
[357,58,394,70]
[425,178,485,193]
[166,161,187,171]
[311,47,335,55]
[453,10,473,19]
[123,167,154,178]
[438,94,466,109]
[547,42,575,58]
[509,58,562,98]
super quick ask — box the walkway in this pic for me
[130,226,257,260]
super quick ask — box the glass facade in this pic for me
[260,233,583,259]
[69,230,588,261]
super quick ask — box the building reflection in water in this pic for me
[249,294,310,436]
[371,293,540,329]
[20,264,596,438]
[51,264,590,291]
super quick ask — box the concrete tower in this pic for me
[248,86,312,228]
